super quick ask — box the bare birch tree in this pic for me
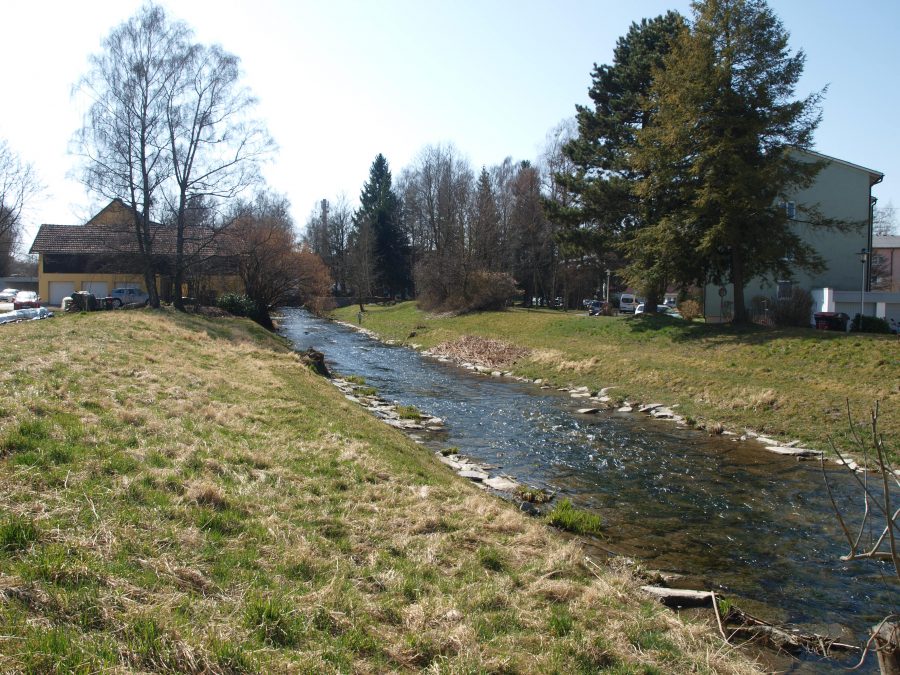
[76,4,189,307]
[164,41,273,310]
[0,141,42,276]
[76,4,272,309]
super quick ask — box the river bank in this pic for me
[287,308,897,673]
[332,302,899,463]
[0,309,755,673]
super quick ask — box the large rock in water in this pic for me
[299,349,330,378]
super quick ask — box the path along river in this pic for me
[280,308,897,672]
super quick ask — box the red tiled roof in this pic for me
[29,198,235,257]
[30,223,235,257]
[30,223,146,255]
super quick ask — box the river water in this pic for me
[280,308,897,672]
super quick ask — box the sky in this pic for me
[1,0,898,250]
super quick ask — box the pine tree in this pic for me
[555,12,685,309]
[353,154,410,298]
[631,0,824,323]
[470,167,501,270]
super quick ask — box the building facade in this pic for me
[30,200,241,306]
[703,150,884,323]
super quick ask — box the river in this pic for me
[280,308,897,672]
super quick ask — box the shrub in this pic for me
[415,258,519,313]
[216,293,256,318]
[851,314,892,333]
[459,270,520,312]
[770,287,814,327]
[677,299,702,322]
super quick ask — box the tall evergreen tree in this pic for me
[555,12,685,310]
[631,0,824,323]
[470,167,501,269]
[353,154,410,298]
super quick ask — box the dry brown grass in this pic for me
[432,335,530,368]
[0,309,758,673]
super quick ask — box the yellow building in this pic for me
[29,199,242,306]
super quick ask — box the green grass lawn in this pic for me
[337,302,899,458]
[0,308,753,673]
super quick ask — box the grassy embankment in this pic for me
[335,302,898,457]
[0,309,754,673]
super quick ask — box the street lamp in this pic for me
[859,248,869,324]
[604,269,611,303]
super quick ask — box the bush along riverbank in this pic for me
[334,302,899,466]
[0,308,758,673]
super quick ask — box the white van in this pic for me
[618,293,641,313]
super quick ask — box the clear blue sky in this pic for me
[1,0,897,246]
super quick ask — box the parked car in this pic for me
[588,300,610,316]
[110,287,150,307]
[0,288,18,303]
[635,303,682,318]
[13,291,41,309]
[618,293,641,313]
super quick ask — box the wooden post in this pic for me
[873,621,900,675]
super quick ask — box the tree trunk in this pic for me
[644,287,661,314]
[172,265,184,310]
[172,223,185,311]
[731,249,748,324]
[143,266,160,309]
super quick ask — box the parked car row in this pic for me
[0,290,42,309]
[3,286,152,311]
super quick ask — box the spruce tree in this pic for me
[555,12,685,310]
[631,0,824,323]
[470,167,501,270]
[353,154,410,299]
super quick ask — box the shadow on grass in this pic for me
[623,313,854,346]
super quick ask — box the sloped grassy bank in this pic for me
[335,303,898,459]
[0,309,753,673]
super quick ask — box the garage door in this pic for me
[82,281,108,297]
[48,281,76,306]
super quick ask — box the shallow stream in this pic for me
[280,308,897,672]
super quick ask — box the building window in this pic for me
[777,280,793,300]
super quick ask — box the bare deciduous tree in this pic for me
[165,41,273,310]
[77,4,189,307]
[874,203,897,237]
[228,192,332,327]
[304,195,352,294]
[0,141,42,274]
[824,403,899,673]
[76,3,272,309]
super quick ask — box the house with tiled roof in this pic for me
[30,199,241,305]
